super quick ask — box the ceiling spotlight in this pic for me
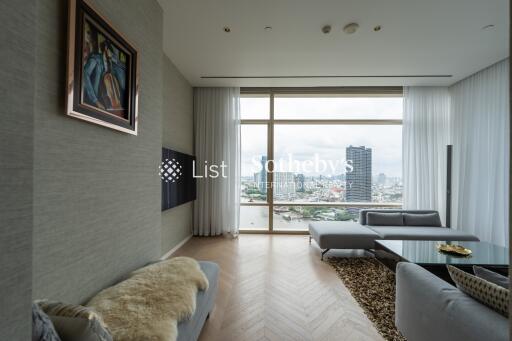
[322,25,332,34]
[482,24,495,30]
[373,25,382,32]
[223,26,231,33]
[343,22,359,34]
[264,26,272,31]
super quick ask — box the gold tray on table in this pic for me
[437,244,472,256]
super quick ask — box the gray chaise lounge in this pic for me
[309,209,479,259]
[395,262,508,341]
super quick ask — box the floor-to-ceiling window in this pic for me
[240,89,403,232]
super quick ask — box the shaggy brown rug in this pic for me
[327,257,406,341]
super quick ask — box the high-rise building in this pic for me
[295,174,305,192]
[346,146,372,202]
[258,156,268,193]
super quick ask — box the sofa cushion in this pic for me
[403,213,442,227]
[32,303,61,341]
[359,209,439,225]
[473,266,509,289]
[448,265,509,317]
[50,316,112,341]
[366,212,404,226]
[37,301,106,328]
[368,226,480,241]
[87,257,209,341]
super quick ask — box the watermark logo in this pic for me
[193,161,228,178]
[159,153,356,180]
[251,153,353,174]
[159,158,183,183]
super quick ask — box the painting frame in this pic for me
[66,0,139,135]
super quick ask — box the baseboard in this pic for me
[160,234,193,260]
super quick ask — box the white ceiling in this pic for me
[158,0,509,87]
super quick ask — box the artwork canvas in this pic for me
[82,19,129,118]
[67,0,138,134]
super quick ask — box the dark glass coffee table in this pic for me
[375,240,509,284]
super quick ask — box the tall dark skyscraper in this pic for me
[346,146,372,202]
[295,174,305,192]
[258,156,268,194]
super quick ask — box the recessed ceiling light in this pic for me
[482,24,495,30]
[322,25,332,34]
[373,25,382,32]
[264,26,272,31]
[223,26,231,33]
[343,23,359,34]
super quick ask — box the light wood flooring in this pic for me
[173,234,384,341]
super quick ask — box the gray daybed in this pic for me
[309,209,479,259]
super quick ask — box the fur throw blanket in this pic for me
[87,257,209,341]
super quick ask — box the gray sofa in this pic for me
[309,209,479,259]
[395,262,508,341]
[177,261,219,341]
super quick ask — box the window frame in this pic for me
[240,87,403,234]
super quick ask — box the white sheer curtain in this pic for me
[450,59,509,246]
[193,88,241,237]
[402,87,451,224]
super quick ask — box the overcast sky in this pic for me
[241,96,403,178]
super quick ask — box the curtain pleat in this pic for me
[402,87,451,224]
[450,59,509,246]
[193,88,241,237]
[403,59,509,246]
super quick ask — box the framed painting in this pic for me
[66,0,138,134]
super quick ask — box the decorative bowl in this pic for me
[437,244,472,256]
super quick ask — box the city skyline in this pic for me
[243,148,402,205]
[242,149,401,180]
[242,125,402,178]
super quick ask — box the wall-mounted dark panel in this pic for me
[161,148,196,210]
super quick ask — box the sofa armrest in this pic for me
[177,261,219,341]
[395,262,508,341]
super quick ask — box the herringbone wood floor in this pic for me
[173,235,384,341]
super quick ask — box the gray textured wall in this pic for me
[161,56,194,254]
[0,1,35,338]
[33,0,164,303]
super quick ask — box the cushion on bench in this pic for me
[366,212,404,226]
[403,213,442,227]
[87,257,209,341]
[359,209,439,225]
